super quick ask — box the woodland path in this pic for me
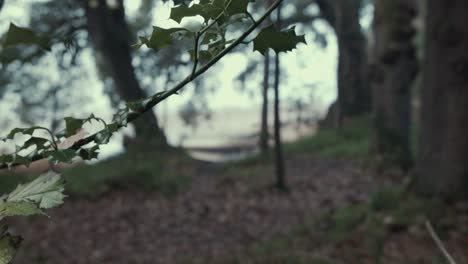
[9,154,379,264]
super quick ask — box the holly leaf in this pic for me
[253,25,306,54]
[138,27,189,52]
[0,201,43,217]
[170,4,205,23]
[78,145,100,161]
[95,123,119,144]
[23,137,49,150]
[47,149,77,165]
[4,23,51,51]
[7,171,65,210]
[6,127,36,140]
[64,117,85,137]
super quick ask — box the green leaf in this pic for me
[0,230,21,264]
[23,137,49,149]
[7,171,66,210]
[139,27,189,52]
[0,201,42,217]
[252,25,306,54]
[64,117,84,137]
[6,127,36,140]
[95,123,119,144]
[225,0,251,16]
[4,23,51,51]
[47,149,77,165]
[170,4,205,23]
[78,145,100,161]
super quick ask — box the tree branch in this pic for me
[425,221,458,264]
[1,0,285,169]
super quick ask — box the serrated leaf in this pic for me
[170,4,204,23]
[95,123,119,144]
[139,27,189,52]
[64,117,84,137]
[78,145,100,161]
[47,149,77,164]
[0,231,21,264]
[4,23,51,51]
[7,171,65,210]
[23,137,49,149]
[6,127,36,140]
[0,201,42,217]
[253,25,306,54]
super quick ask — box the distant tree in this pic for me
[416,0,468,200]
[259,50,271,154]
[370,0,418,169]
[317,0,371,126]
[84,0,167,148]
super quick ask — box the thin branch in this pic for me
[425,220,458,264]
[245,11,256,24]
[191,32,200,78]
[1,0,285,169]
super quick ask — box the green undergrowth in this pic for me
[217,154,272,185]
[185,184,456,264]
[0,148,193,199]
[285,117,371,159]
[313,184,452,263]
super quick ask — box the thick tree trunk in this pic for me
[416,0,468,200]
[317,0,371,126]
[370,0,418,169]
[85,0,167,147]
[259,51,270,155]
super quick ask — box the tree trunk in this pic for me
[274,5,287,191]
[274,53,286,191]
[84,0,167,147]
[370,0,418,169]
[259,51,270,155]
[317,0,371,126]
[416,0,468,200]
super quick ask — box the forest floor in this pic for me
[3,119,468,264]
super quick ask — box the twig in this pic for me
[1,0,285,169]
[425,220,458,264]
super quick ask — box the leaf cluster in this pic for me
[0,172,66,264]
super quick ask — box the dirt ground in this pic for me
[6,154,468,264]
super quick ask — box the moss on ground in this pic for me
[285,117,372,159]
[0,148,193,198]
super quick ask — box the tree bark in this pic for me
[317,0,371,126]
[416,0,468,200]
[259,51,270,155]
[370,0,418,169]
[84,0,167,147]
